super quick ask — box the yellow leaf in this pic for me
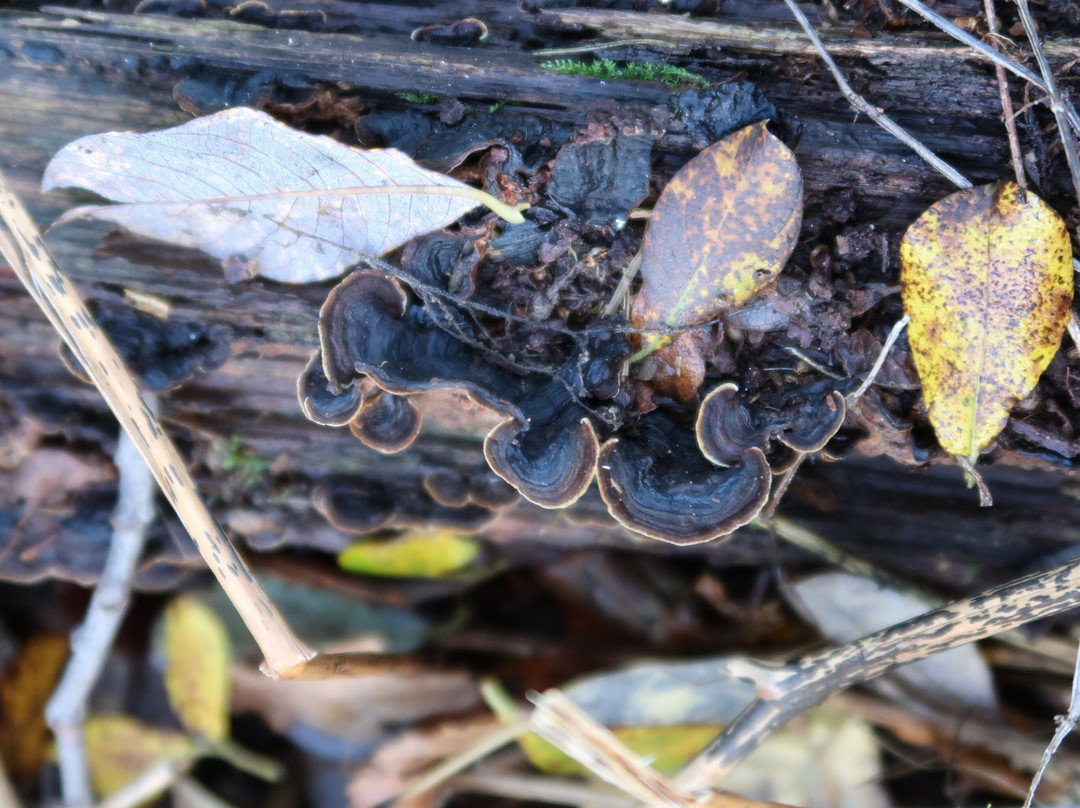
[518,725,719,775]
[338,530,481,578]
[164,596,231,742]
[84,715,195,798]
[900,181,1073,462]
[0,634,68,778]
[632,122,802,343]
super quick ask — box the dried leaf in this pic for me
[231,666,479,746]
[0,634,68,777]
[722,706,888,808]
[337,530,481,578]
[84,714,196,798]
[632,122,802,339]
[788,572,998,713]
[43,107,519,283]
[347,716,500,808]
[164,596,231,742]
[901,181,1073,462]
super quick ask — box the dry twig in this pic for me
[450,772,635,808]
[529,689,791,808]
[672,554,1080,791]
[1011,0,1080,218]
[782,0,970,189]
[0,167,411,681]
[891,0,1080,134]
[982,0,1027,193]
[1024,641,1080,807]
[45,417,158,808]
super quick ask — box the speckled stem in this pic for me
[675,554,1080,790]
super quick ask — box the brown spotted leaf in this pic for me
[632,122,802,335]
[43,107,519,283]
[901,181,1073,463]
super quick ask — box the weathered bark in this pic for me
[1,1,1079,595]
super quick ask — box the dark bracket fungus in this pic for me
[297,352,365,427]
[400,231,480,300]
[696,382,847,470]
[349,391,422,454]
[596,412,772,545]
[423,469,519,510]
[317,267,622,508]
[484,414,598,508]
[61,303,230,392]
[314,480,492,536]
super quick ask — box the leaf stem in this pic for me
[628,333,671,363]
[202,737,285,783]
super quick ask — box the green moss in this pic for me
[539,58,709,89]
[488,100,505,114]
[396,91,438,105]
[219,436,272,490]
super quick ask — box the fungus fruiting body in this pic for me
[596,412,772,545]
[305,263,849,544]
[350,392,423,454]
[315,267,612,509]
[696,381,846,469]
[297,352,365,427]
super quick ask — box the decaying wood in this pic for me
[2,1,1080,598]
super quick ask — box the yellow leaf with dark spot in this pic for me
[518,725,719,775]
[338,531,480,578]
[0,634,68,778]
[164,596,231,742]
[901,182,1073,462]
[633,122,802,339]
[84,715,195,798]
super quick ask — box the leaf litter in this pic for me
[43,107,523,283]
[12,17,1080,803]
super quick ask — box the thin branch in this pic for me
[1013,0,1080,223]
[400,721,529,801]
[529,690,792,808]
[891,0,1080,134]
[673,549,1080,790]
[782,0,970,189]
[0,166,400,680]
[1024,640,1080,808]
[450,772,635,808]
[845,314,912,405]
[45,409,158,808]
[94,755,194,808]
[982,0,1027,193]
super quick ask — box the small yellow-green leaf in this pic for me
[84,715,196,798]
[337,530,481,578]
[164,596,231,742]
[900,181,1073,462]
[633,122,802,337]
[518,725,719,775]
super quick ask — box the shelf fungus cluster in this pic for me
[300,265,848,545]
